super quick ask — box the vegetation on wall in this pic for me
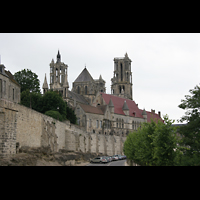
[15,68,77,124]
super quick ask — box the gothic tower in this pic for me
[111,52,133,100]
[48,50,69,98]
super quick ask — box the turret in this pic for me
[42,73,48,94]
[57,50,61,63]
[63,69,69,98]
[108,98,114,114]
[142,108,147,122]
[122,100,129,116]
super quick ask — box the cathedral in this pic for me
[42,51,163,136]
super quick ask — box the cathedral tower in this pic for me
[48,50,69,98]
[111,53,133,100]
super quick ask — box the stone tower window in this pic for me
[121,63,123,81]
[85,86,87,95]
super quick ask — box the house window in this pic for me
[13,88,14,100]
[3,80,6,95]
[116,118,118,128]
[96,120,99,128]
[100,121,102,128]
[85,86,87,95]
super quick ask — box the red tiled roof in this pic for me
[79,103,104,115]
[101,93,163,123]
[145,111,163,123]
[101,93,143,118]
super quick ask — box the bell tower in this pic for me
[111,52,133,100]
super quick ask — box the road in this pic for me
[86,159,127,166]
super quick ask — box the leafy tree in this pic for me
[152,115,178,166]
[177,84,200,165]
[20,89,43,112]
[14,69,40,93]
[124,115,178,166]
[41,91,66,120]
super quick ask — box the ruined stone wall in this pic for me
[0,99,126,157]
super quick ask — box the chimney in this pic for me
[151,109,155,113]
[158,111,161,117]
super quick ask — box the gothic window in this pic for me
[13,88,14,100]
[121,63,123,81]
[0,79,2,98]
[50,67,53,73]
[77,86,80,94]
[127,72,129,82]
[51,76,53,83]
[116,118,118,128]
[56,68,58,76]
[119,118,121,128]
[122,119,124,129]
[119,86,121,93]
[96,120,99,128]
[100,120,102,128]
[85,86,87,95]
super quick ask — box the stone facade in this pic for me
[0,64,21,103]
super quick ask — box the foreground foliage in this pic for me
[124,115,178,166]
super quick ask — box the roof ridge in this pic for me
[74,67,94,83]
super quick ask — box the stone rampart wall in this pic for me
[0,99,126,157]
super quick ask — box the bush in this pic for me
[45,110,64,121]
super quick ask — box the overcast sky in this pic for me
[1,33,200,124]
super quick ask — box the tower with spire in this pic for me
[43,50,69,98]
[111,52,133,100]
[42,73,49,94]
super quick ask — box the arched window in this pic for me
[85,86,87,95]
[122,119,124,129]
[116,118,118,128]
[77,86,80,94]
[121,63,123,81]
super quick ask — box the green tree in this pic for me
[41,91,66,120]
[20,89,43,112]
[178,84,200,165]
[152,115,178,166]
[124,115,178,166]
[14,69,40,93]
